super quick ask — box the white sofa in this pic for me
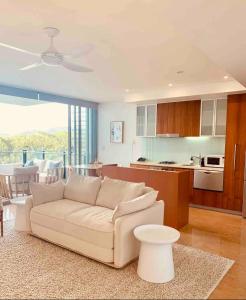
[24,175,164,268]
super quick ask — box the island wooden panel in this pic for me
[102,165,190,229]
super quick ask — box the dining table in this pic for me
[67,164,103,176]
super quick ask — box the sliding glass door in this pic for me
[68,105,97,166]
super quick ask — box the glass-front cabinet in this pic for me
[136,106,146,136]
[136,104,156,137]
[146,105,156,136]
[215,99,227,136]
[200,100,214,136]
[200,99,227,137]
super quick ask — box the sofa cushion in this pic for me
[30,199,90,236]
[96,177,145,209]
[112,190,158,223]
[30,181,65,207]
[64,174,101,205]
[30,200,114,249]
[65,206,114,249]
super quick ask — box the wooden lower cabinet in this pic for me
[192,189,223,208]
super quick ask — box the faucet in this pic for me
[190,153,202,166]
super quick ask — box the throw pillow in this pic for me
[30,180,65,207]
[96,176,145,209]
[64,173,101,205]
[33,159,46,173]
[48,160,62,169]
[24,160,34,167]
[112,190,158,223]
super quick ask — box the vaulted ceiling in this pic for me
[0,0,245,103]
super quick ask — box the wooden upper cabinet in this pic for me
[156,100,201,137]
[156,102,169,134]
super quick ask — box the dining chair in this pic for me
[10,166,39,197]
[0,175,11,200]
[45,167,64,184]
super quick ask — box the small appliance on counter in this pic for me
[159,161,176,165]
[137,157,147,162]
[204,155,224,168]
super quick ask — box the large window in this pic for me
[0,92,97,167]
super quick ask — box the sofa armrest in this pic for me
[24,195,33,232]
[113,200,164,268]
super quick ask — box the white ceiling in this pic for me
[0,0,245,103]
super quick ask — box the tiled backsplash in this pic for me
[139,136,225,163]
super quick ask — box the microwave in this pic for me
[204,155,224,168]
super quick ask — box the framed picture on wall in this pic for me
[110,121,124,143]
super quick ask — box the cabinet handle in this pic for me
[233,144,238,171]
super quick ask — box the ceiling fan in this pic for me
[0,27,93,72]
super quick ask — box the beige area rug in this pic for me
[0,221,234,299]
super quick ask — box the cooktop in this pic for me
[159,161,177,165]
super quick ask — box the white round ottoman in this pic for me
[134,224,180,283]
[11,197,29,231]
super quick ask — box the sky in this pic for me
[0,102,68,135]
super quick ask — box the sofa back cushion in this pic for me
[96,176,145,209]
[64,173,101,205]
[112,189,158,223]
[30,180,65,207]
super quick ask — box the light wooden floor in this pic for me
[2,205,246,299]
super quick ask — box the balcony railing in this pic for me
[0,149,88,172]
[0,150,66,165]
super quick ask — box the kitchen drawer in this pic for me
[193,169,224,192]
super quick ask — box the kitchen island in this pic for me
[102,165,190,229]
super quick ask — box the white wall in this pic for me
[98,102,225,166]
[98,102,141,166]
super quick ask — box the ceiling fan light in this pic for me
[41,52,63,66]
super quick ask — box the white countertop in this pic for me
[131,161,224,172]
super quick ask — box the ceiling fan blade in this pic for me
[64,44,94,59]
[20,62,43,71]
[62,60,93,72]
[0,42,40,57]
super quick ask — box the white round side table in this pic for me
[134,224,180,283]
[11,197,29,231]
